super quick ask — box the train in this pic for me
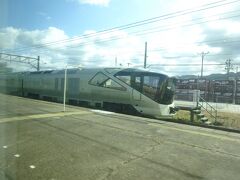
[0,67,177,118]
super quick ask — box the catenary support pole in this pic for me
[37,56,40,71]
[144,42,147,68]
[115,57,117,67]
[63,66,67,112]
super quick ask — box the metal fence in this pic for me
[175,79,240,130]
[175,79,240,104]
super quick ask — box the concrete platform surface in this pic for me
[0,94,240,180]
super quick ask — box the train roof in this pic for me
[24,67,158,73]
[7,67,168,77]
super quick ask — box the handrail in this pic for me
[198,96,218,123]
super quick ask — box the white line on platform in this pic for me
[91,110,114,114]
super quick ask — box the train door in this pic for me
[67,78,80,97]
[131,75,143,101]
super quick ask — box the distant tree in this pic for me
[225,59,234,75]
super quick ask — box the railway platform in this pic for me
[0,93,240,180]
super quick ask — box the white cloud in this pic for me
[1,13,240,76]
[208,20,240,35]
[0,27,142,71]
[73,0,110,6]
[41,27,69,46]
[0,27,19,48]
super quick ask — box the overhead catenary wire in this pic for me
[3,1,240,72]
[21,32,240,61]
[59,11,240,49]
[10,12,240,57]
[23,30,240,64]
[6,0,240,53]
[135,63,231,66]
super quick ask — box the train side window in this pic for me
[102,79,126,91]
[116,75,131,85]
[89,72,109,86]
[89,72,125,91]
[131,76,143,92]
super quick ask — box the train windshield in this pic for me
[115,70,176,105]
[141,75,175,105]
[157,77,176,105]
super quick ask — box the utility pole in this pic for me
[63,65,67,112]
[144,42,147,68]
[115,57,117,67]
[225,59,233,75]
[37,56,40,71]
[199,51,209,78]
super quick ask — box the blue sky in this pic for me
[1,0,240,75]
[4,0,169,36]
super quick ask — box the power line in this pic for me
[132,62,240,66]
[9,13,240,57]
[26,35,240,61]
[6,0,240,53]
[128,10,240,37]
[130,14,240,40]
[23,33,240,65]
[158,53,237,59]
[147,38,240,53]
[6,8,240,56]
[146,63,226,67]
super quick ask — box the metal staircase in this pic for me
[196,96,218,124]
[175,89,218,125]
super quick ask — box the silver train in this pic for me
[0,67,177,118]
